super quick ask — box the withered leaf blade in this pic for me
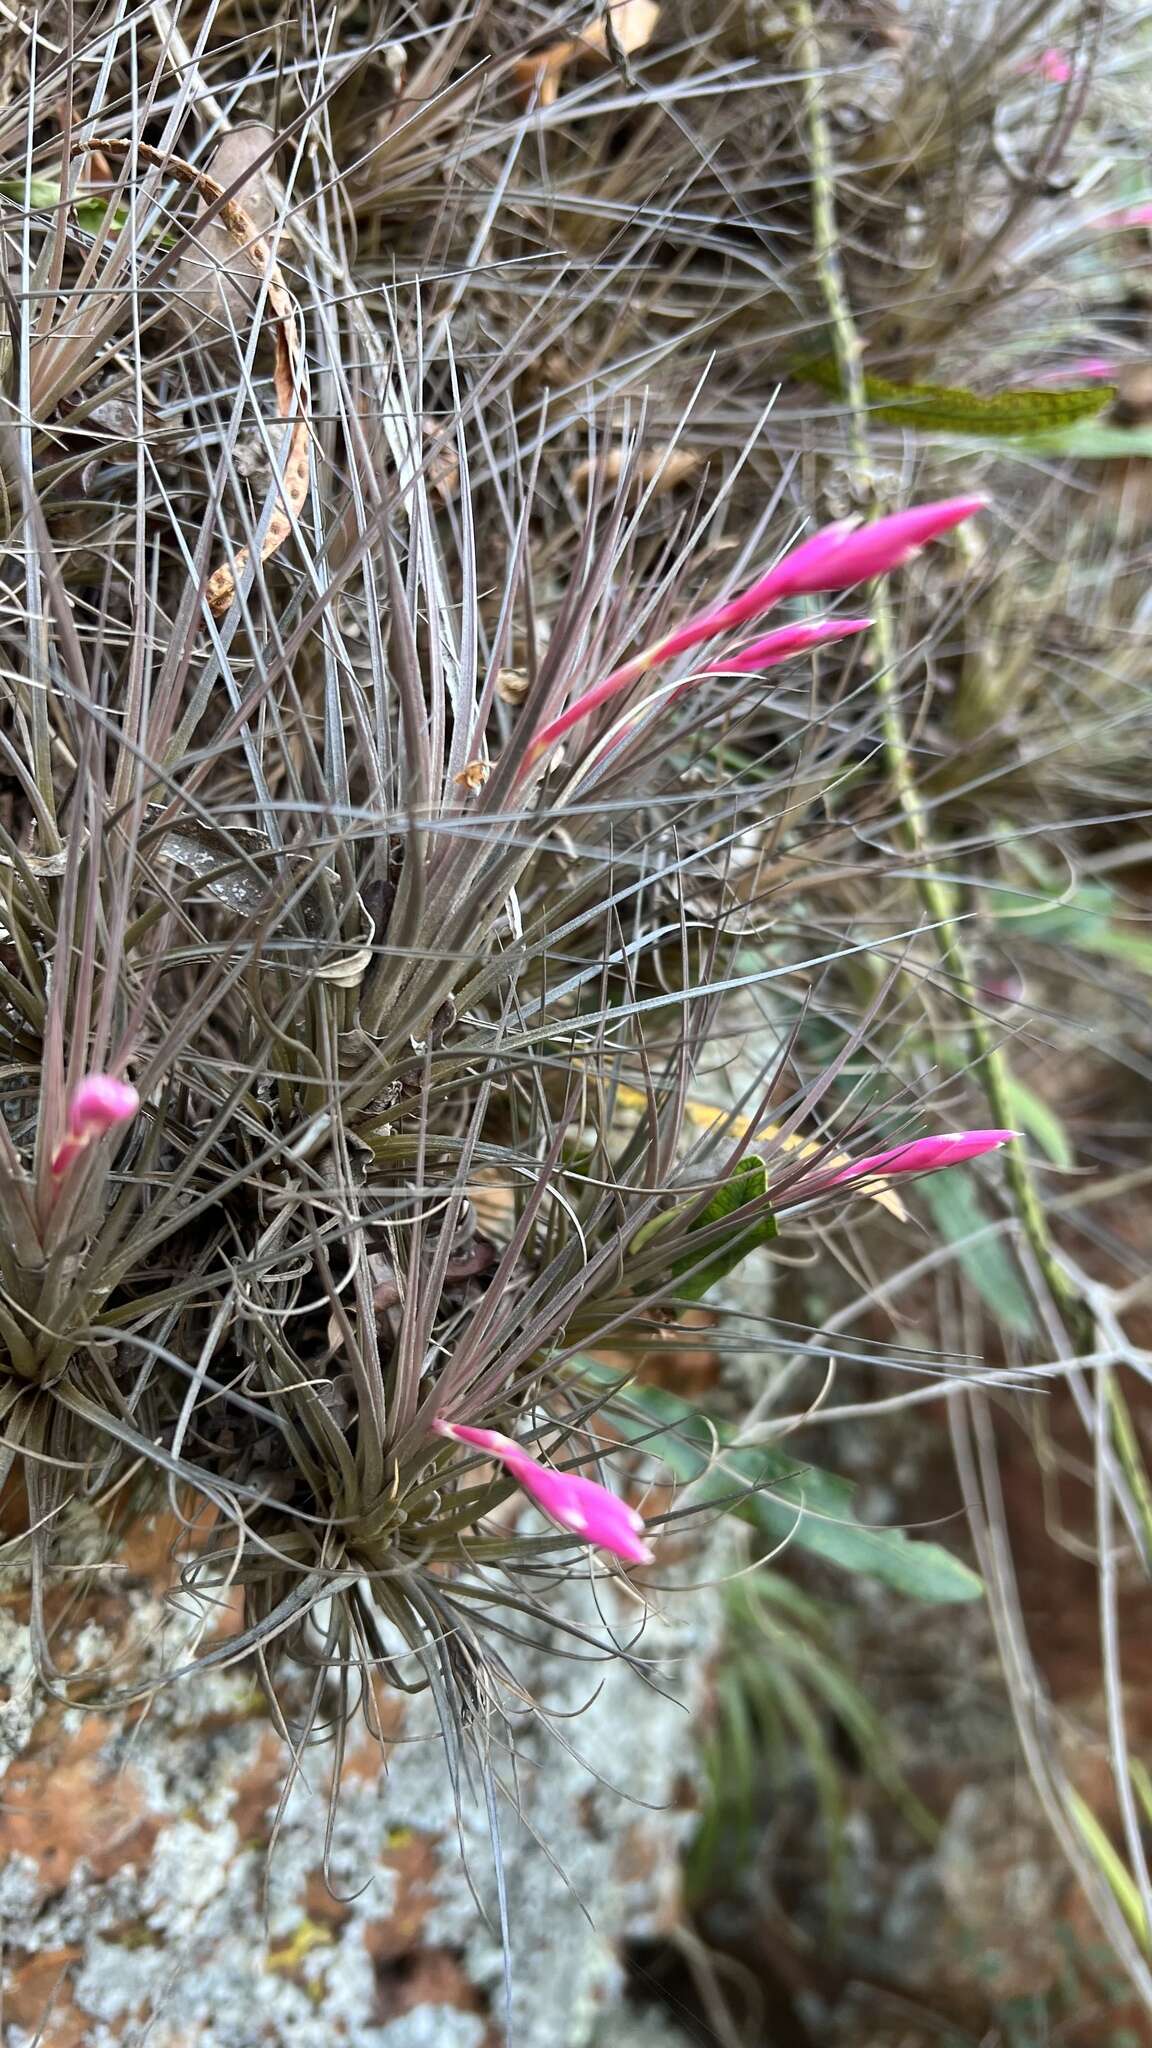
[78,137,311,621]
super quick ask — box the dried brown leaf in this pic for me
[496,668,530,704]
[514,1,660,105]
[570,445,702,498]
[77,137,311,620]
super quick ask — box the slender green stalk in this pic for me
[796,11,870,477]
[795,0,1099,1356]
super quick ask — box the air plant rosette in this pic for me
[5,8,1151,2034]
[0,83,1023,2021]
[0,489,1001,1758]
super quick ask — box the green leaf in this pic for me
[584,1369,983,1603]
[1067,1788,1151,1946]
[919,1169,1037,1336]
[1091,930,1152,973]
[670,1155,778,1303]
[0,179,174,248]
[996,881,1152,975]
[998,1077,1073,1169]
[793,354,1112,434]
[1006,420,1152,459]
[996,878,1114,946]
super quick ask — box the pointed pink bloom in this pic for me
[521,498,984,773]
[1035,357,1117,384]
[650,521,863,654]
[1095,204,1152,231]
[51,1073,139,1177]
[522,617,871,769]
[701,617,872,674]
[434,1418,653,1565]
[664,498,984,646]
[818,1128,1018,1188]
[752,497,988,603]
[1021,47,1071,83]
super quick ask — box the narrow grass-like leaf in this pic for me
[919,1170,1037,1336]
[589,1373,983,1602]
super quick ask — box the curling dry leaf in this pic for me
[514,0,660,107]
[176,124,279,332]
[77,137,310,619]
[570,445,702,499]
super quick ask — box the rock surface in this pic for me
[0,1522,719,2047]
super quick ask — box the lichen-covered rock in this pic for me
[0,1530,721,2047]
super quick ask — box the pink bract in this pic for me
[820,1129,1018,1187]
[521,498,985,771]
[434,1418,653,1566]
[51,1073,140,1178]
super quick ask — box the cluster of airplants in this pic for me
[0,0,1042,1789]
[7,8,1152,2041]
[0,265,1000,1751]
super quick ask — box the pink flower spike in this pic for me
[703,616,872,674]
[520,654,649,771]
[822,1129,1018,1188]
[761,497,988,602]
[1034,357,1117,384]
[521,616,870,772]
[434,1418,653,1566]
[1021,47,1071,83]
[520,499,982,774]
[51,1073,139,1177]
[1097,204,1152,231]
[665,522,862,650]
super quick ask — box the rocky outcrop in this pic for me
[0,1519,722,2046]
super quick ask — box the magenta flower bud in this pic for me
[755,497,988,603]
[684,522,859,642]
[633,499,975,662]
[68,1075,140,1136]
[51,1073,139,1177]
[519,498,984,774]
[701,616,872,674]
[434,1418,653,1566]
[819,1128,1018,1189]
[522,617,870,770]
[658,498,983,647]
[1096,204,1152,231]
[1035,357,1118,384]
[1022,47,1071,83]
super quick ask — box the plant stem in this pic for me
[797,0,1152,1561]
[796,0,1090,1347]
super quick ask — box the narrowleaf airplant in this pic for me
[0,99,996,1797]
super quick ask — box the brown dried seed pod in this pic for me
[76,138,311,620]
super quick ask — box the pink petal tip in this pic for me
[434,1416,653,1566]
[50,1072,140,1177]
[822,1128,1018,1189]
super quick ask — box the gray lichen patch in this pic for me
[0,1607,37,1767]
[374,2012,487,2048]
[0,1534,724,2048]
